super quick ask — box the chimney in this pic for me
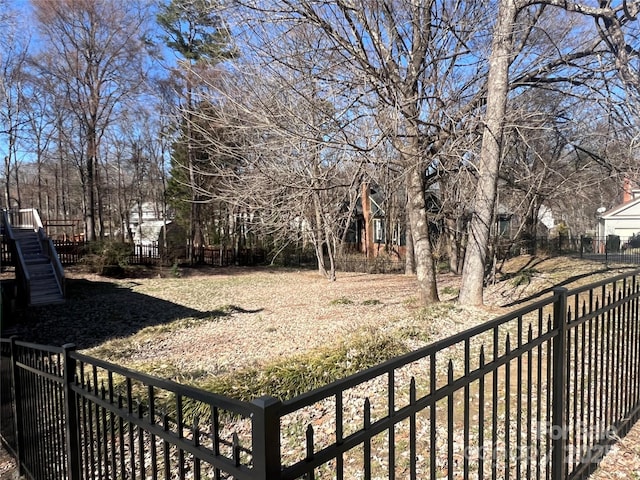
[623,177,633,203]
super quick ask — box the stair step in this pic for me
[8,220,66,307]
[31,277,58,285]
[30,272,59,281]
[24,255,45,260]
[30,296,65,306]
[26,261,50,268]
[31,282,61,289]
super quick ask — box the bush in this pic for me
[511,268,538,287]
[79,241,133,276]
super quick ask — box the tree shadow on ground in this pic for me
[493,255,547,282]
[3,277,262,349]
[499,267,627,308]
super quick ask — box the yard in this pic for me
[3,255,640,478]
[8,255,621,392]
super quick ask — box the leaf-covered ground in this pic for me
[2,255,639,477]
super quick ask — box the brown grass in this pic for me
[3,255,639,477]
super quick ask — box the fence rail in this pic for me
[0,238,265,268]
[3,270,640,479]
[580,235,640,265]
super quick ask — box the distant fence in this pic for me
[580,235,640,265]
[5,234,621,273]
[335,255,404,274]
[50,240,86,265]
[495,235,580,260]
[0,238,265,268]
[3,270,640,479]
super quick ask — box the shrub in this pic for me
[362,298,382,305]
[511,268,538,287]
[80,240,133,276]
[330,296,354,305]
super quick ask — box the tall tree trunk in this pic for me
[4,154,10,208]
[459,0,517,305]
[86,127,97,241]
[37,148,43,212]
[312,189,329,278]
[160,143,169,252]
[406,164,439,304]
[186,71,200,265]
[54,168,60,221]
[324,218,337,281]
[56,117,67,222]
[404,193,416,275]
[96,163,105,238]
[446,216,461,274]
[14,164,21,208]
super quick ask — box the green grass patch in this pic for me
[413,302,459,321]
[441,286,459,296]
[104,331,411,424]
[330,296,354,305]
[187,331,409,405]
[510,268,539,287]
[362,299,382,305]
[397,325,431,343]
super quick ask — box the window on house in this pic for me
[497,214,511,236]
[373,218,385,243]
[392,224,405,246]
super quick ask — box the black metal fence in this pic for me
[580,235,640,265]
[3,270,640,479]
[495,235,581,260]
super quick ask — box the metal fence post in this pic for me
[62,343,81,480]
[552,287,568,480]
[251,395,282,479]
[9,336,25,476]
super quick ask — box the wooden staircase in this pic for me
[3,209,65,307]
[12,228,65,306]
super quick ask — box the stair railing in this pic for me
[5,207,36,229]
[32,209,66,299]
[2,209,31,306]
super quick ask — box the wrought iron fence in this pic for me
[3,270,640,479]
[580,235,640,265]
[495,235,581,260]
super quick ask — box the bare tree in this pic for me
[0,7,30,209]
[458,0,640,304]
[224,0,497,303]
[32,0,152,241]
[189,60,367,279]
[22,73,56,214]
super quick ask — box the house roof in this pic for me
[600,195,640,219]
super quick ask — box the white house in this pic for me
[128,202,185,248]
[597,187,640,240]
